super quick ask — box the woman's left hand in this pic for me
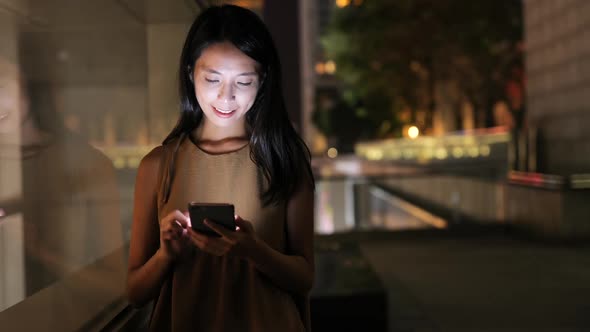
[188,215,259,258]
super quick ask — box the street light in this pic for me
[408,126,420,139]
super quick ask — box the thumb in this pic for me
[183,211,192,228]
[235,215,253,232]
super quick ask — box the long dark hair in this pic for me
[163,5,314,206]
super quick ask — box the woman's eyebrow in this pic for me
[237,72,258,77]
[202,68,221,75]
[201,67,257,77]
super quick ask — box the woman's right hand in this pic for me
[158,210,191,261]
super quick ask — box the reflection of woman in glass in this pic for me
[127,5,315,331]
[2,78,124,299]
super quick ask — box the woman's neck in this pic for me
[195,120,247,142]
[192,121,249,153]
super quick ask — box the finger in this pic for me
[183,211,192,228]
[189,229,228,248]
[163,230,180,240]
[234,215,242,231]
[187,229,212,248]
[163,210,190,228]
[235,215,253,233]
[163,227,182,239]
[204,219,232,238]
[187,228,209,243]
[163,220,184,236]
[172,220,190,237]
[188,231,228,254]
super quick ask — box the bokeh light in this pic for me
[327,147,339,158]
[324,60,336,74]
[408,126,420,139]
[336,0,350,8]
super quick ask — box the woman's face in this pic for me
[193,42,260,132]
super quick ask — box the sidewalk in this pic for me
[320,228,590,332]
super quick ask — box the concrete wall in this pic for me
[524,0,590,174]
[264,0,302,131]
[380,175,590,239]
[505,184,590,237]
[381,176,505,224]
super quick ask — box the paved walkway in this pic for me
[322,228,590,332]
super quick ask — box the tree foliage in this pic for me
[317,0,523,139]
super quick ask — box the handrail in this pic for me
[369,184,447,229]
[508,171,590,190]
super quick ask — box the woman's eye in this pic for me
[205,78,219,83]
[237,81,253,86]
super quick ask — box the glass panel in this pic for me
[0,1,132,329]
[0,1,266,330]
[314,179,446,235]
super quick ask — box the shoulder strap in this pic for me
[155,144,170,207]
[157,133,187,205]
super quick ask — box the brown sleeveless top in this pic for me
[149,136,309,332]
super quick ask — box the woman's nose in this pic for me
[217,83,235,102]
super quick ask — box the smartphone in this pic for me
[187,202,235,237]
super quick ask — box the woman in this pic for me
[126,5,315,331]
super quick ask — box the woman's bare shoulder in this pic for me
[138,145,166,176]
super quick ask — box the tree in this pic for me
[320,0,523,137]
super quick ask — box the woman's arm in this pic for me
[247,178,315,294]
[126,147,175,307]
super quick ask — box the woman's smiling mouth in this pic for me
[213,106,237,118]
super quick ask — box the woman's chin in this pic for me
[205,116,245,130]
